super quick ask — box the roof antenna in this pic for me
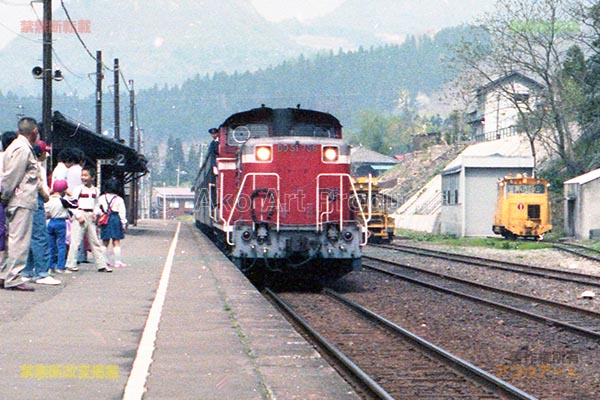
[297,103,301,109]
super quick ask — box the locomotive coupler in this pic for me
[326,224,339,243]
[256,224,269,243]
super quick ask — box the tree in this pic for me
[162,135,185,185]
[353,110,389,154]
[451,0,596,176]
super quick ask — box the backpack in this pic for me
[97,195,116,226]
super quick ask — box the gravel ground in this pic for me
[331,267,600,400]
[395,241,600,276]
[365,242,600,313]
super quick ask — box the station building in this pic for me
[350,145,399,178]
[440,154,534,237]
[564,168,600,239]
[152,187,195,219]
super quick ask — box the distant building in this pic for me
[467,71,544,142]
[564,169,600,239]
[351,146,399,177]
[153,187,195,219]
[441,153,534,237]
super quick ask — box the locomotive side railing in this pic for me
[316,173,369,245]
[224,172,281,246]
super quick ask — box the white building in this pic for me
[564,169,600,239]
[468,72,544,142]
[441,155,534,237]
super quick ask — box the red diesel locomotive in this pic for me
[193,106,368,280]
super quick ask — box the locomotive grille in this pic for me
[528,204,541,219]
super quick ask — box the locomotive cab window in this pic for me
[227,124,269,145]
[507,183,544,194]
[533,184,545,194]
[289,123,336,138]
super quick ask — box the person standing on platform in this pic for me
[45,179,74,274]
[66,148,84,190]
[97,177,128,268]
[66,148,88,264]
[21,141,60,285]
[65,166,111,272]
[0,131,17,262]
[51,148,76,187]
[0,117,41,291]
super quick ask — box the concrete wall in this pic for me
[464,168,499,236]
[440,204,461,236]
[565,179,600,239]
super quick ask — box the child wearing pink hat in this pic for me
[45,179,76,273]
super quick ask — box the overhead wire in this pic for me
[0,19,41,43]
[17,0,144,140]
[59,0,96,62]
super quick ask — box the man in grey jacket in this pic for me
[0,117,41,291]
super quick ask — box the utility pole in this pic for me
[129,79,137,224]
[96,50,102,135]
[114,58,120,140]
[42,0,52,140]
[129,79,135,147]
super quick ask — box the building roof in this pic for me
[154,187,194,197]
[477,71,545,95]
[564,168,600,185]
[350,146,399,164]
[443,135,534,173]
[51,111,147,173]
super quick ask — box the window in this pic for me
[184,201,194,209]
[169,201,179,208]
[227,124,269,145]
[290,124,335,138]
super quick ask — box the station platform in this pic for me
[0,219,359,400]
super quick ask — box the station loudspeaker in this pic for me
[32,66,43,79]
[53,69,64,81]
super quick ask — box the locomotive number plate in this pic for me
[277,144,317,152]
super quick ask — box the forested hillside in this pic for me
[136,26,478,145]
[0,25,484,151]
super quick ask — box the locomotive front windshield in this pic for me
[226,123,337,145]
[227,124,269,145]
[506,183,546,194]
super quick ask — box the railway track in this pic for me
[266,288,537,400]
[363,256,600,340]
[550,241,600,262]
[372,242,600,288]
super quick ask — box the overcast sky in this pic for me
[0,0,346,50]
[251,0,345,21]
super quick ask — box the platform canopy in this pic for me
[50,111,147,174]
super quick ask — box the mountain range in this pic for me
[0,0,496,96]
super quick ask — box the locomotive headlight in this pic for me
[343,230,354,242]
[255,145,272,162]
[322,146,339,162]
